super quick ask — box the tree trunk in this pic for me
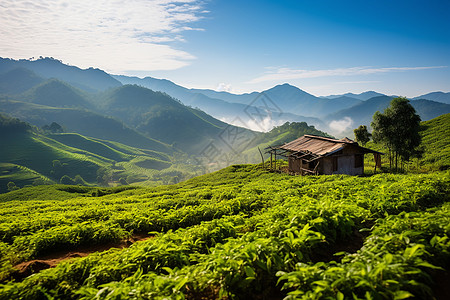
[395,152,398,172]
[389,148,392,171]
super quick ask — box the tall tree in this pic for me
[353,125,371,146]
[371,97,421,171]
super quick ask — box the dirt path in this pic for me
[12,233,152,281]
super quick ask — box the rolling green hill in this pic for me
[0,163,54,193]
[0,99,174,153]
[0,128,179,191]
[102,84,255,154]
[0,113,206,192]
[47,133,135,162]
[46,133,172,164]
[0,68,44,95]
[252,121,332,148]
[19,79,93,109]
[0,130,108,188]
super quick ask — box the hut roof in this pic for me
[276,135,382,157]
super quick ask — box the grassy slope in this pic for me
[0,132,111,182]
[0,130,182,190]
[48,133,134,162]
[0,99,174,154]
[0,163,54,193]
[419,113,450,170]
[363,113,450,172]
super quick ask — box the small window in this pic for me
[309,160,318,169]
[355,154,363,168]
[332,157,338,172]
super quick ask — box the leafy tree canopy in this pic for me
[0,113,31,134]
[371,97,421,170]
[42,122,64,133]
[353,125,371,146]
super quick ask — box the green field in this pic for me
[0,165,448,299]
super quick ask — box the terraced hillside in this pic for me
[0,114,199,192]
[0,100,173,153]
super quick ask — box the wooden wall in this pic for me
[288,144,365,176]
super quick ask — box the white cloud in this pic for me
[220,115,287,132]
[0,0,206,72]
[247,66,447,84]
[245,115,288,132]
[216,83,233,92]
[335,80,381,84]
[329,117,354,134]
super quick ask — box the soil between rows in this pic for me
[12,233,152,281]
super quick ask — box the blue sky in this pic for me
[1,0,449,97]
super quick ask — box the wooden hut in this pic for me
[268,135,382,175]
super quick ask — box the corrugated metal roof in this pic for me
[277,135,348,156]
[276,134,381,157]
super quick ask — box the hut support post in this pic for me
[374,154,377,173]
[300,159,303,176]
[374,153,381,173]
[258,147,264,168]
[274,151,277,170]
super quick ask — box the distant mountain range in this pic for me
[2,56,450,144]
[412,91,450,104]
[113,75,323,131]
[325,96,450,128]
[113,74,449,135]
[321,91,387,100]
[0,57,121,92]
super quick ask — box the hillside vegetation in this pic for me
[0,113,203,192]
[101,84,255,154]
[0,68,44,95]
[418,113,450,170]
[0,100,174,153]
[363,113,450,173]
[0,165,448,299]
[19,79,93,109]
